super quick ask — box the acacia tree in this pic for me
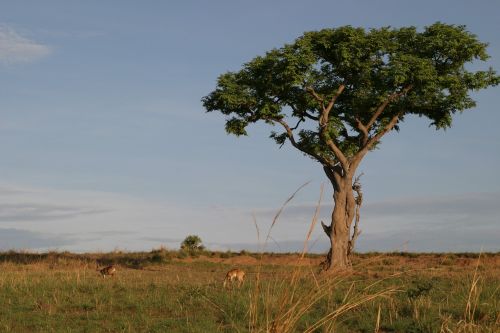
[202,23,499,270]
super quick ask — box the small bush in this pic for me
[219,251,232,259]
[180,235,205,252]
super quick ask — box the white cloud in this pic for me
[0,183,257,252]
[1,183,497,253]
[0,25,51,64]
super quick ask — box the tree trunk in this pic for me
[321,171,356,271]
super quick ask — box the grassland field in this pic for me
[0,250,498,332]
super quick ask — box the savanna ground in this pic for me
[0,250,498,332]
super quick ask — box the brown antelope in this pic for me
[223,268,245,288]
[97,265,116,278]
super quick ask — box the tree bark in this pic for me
[321,170,356,271]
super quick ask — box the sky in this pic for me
[0,0,499,253]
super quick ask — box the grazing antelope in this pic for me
[97,265,116,278]
[223,268,245,289]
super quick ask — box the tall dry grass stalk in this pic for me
[450,253,484,333]
[246,183,399,333]
[249,181,311,331]
[375,303,381,333]
[438,253,495,333]
[464,253,482,324]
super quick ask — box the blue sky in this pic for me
[0,1,499,253]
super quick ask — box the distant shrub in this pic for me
[177,251,189,259]
[148,246,174,264]
[219,251,232,259]
[401,252,419,258]
[457,252,479,259]
[150,253,168,264]
[180,235,205,253]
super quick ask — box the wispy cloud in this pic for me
[207,228,500,253]
[0,228,72,250]
[252,192,500,229]
[363,193,500,222]
[0,183,254,252]
[246,192,500,252]
[0,183,497,253]
[357,228,500,252]
[0,25,51,64]
[0,186,26,196]
[142,237,183,244]
[0,203,108,222]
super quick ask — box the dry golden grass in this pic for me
[0,250,498,332]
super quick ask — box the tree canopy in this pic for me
[203,23,499,172]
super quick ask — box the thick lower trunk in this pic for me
[321,174,356,271]
[331,219,351,268]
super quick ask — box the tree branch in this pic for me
[349,112,403,174]
[366,112,402,149]
[290,118,304,131]
[290,105,319,121]
[366,85,412,131]
[320,85,345,126]
[349,86,412,175]
[348,174,363,256]
[303,111,320,121]
[269,117,333,167]
[321,220,331,237]
[324,138,349,170]
[355,118,369,146]
[317,85,348,171]
[305,87,325,105]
